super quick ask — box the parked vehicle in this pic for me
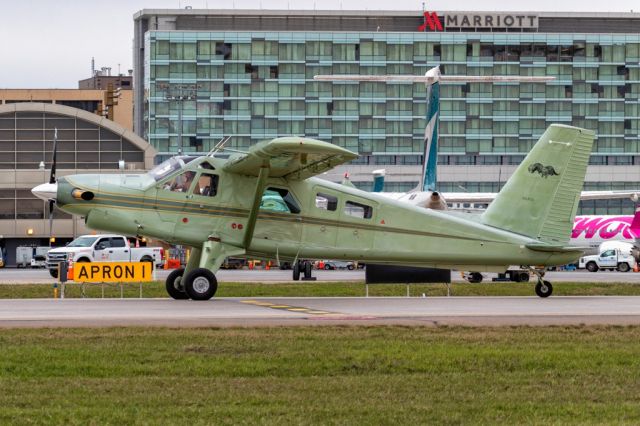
[320,260,356,270]
[46,235,163,278]
[220,257,246,269]
[30,254,47,269]
[16,246,34,268]
[579,241,636,272]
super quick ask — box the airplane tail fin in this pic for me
[481,124,595,244]
[372,169,385,192]
[630,208,640,239]
[421,68,440,192]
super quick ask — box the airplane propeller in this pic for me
[48,129,58,238]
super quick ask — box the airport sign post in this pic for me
[70,262,153,299]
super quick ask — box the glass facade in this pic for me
[143,30,640,213]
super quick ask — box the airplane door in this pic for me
[173,172,221,243]
[253,187,303,254]
[152,170,197,238]
[336,198,377,255]
[303,189,338,250]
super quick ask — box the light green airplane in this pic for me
[33,124,594,299]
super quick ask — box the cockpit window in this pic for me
[148,156,199,182]
[163,171,196,193]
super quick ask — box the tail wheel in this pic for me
[535,280,553,298]
[165,268,188,300]
[184,268,218,300]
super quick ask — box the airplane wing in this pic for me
[579,190,640,201]
[223,137,358,180]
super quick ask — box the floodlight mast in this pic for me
[313,67,556,192]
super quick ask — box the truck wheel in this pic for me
[165,268,188,300]
[518,272,530,282]
[49,269,58,279]
[617,262,631,273]
[586,262,599,272]
[466,272,483,283]
[140,256,154,264]
[184,268,218,301]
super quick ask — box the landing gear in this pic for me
[535,280,553,298]
[165,268,189,300]
[528,267,553,298]
[184,268,218,301]
[293,260,314,281]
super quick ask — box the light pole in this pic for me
[166,84,196,156]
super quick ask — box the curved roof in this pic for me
[0,102,156,169]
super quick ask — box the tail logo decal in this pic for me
[528,163,559,178]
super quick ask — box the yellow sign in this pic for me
[73,262,152,283]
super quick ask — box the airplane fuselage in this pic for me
[53,157,581,272]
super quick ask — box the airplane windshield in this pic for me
[67,236,99,247]
[148,156,199,182]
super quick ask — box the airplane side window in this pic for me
[344,201,373,219]
[193,173,219,197]
[260,187,301,214]
[315,192,338,211]
[163,171,196,193]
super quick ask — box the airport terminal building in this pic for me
[133,9,640,214]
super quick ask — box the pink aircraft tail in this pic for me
[630,208,640,238]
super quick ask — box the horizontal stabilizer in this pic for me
[223,137,358,180]
[525,243,587,253]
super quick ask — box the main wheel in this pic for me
[535,280,553,298]
[184,268,218,301]
[303,261,312,279]
[165,268,188,300]
[293,262,300,281]
[617,262,631,273]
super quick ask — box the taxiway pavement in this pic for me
[2,296,640,327]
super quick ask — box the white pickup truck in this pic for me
[579,242,636,272]
[47,234,163,278]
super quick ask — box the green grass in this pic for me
[1,326,640,424]
[3,280,640,299]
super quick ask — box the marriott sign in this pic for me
[419,12,539,31]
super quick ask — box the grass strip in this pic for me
[3,281,640,299]
[0,326,639,424]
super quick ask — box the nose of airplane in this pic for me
[31,182,58,202]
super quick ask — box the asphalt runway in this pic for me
[2,268,640,284]
[3,296,640,327]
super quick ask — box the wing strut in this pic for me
[242,162,270,249]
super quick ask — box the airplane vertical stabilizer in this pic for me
[421,69,440,192]
[481,124,595,244]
